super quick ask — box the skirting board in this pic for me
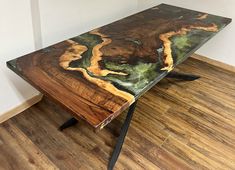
[0,94,43,124]
[192,54,235,73]
[0,54,234,124]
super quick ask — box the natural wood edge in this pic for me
[1,54,233,125]
[0,94,43,124]
[192,53,235,73]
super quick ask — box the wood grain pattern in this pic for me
[6,4,231,129]
[1,54,235,169]
[0,120,57,170]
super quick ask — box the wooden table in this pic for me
[7,4,231,169]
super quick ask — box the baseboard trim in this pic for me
[192,54,235,73]
[0,94,43,124]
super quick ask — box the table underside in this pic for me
[7,4,231,129]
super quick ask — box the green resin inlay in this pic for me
[68,16,227,96]
[103,62,161,95]
[70,33,103,68]
[171,29,216,64]
[69,33,163,95]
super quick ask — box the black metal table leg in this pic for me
[108,101,138,170]
[166,71,200,81]
[59,118,78,131]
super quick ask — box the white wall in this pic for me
[0,0,39,114]
[39,0,137,47]
[137,0,234,66]
[0,0,234,116]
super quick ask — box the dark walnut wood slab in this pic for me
[7,4,231,129]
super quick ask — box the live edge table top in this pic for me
[7,4,231,129]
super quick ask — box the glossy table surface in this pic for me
[7,4,231,129]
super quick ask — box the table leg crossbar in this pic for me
[166,71,200,81]
[59,117,78,131]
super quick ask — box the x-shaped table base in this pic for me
[58,71,200,169]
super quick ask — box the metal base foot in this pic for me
[108,101,138,170]
[59,118,78,131]
[166,71,200,81]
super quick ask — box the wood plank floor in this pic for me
[1,54,235,170]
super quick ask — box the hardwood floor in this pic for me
[1,54,235,170]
